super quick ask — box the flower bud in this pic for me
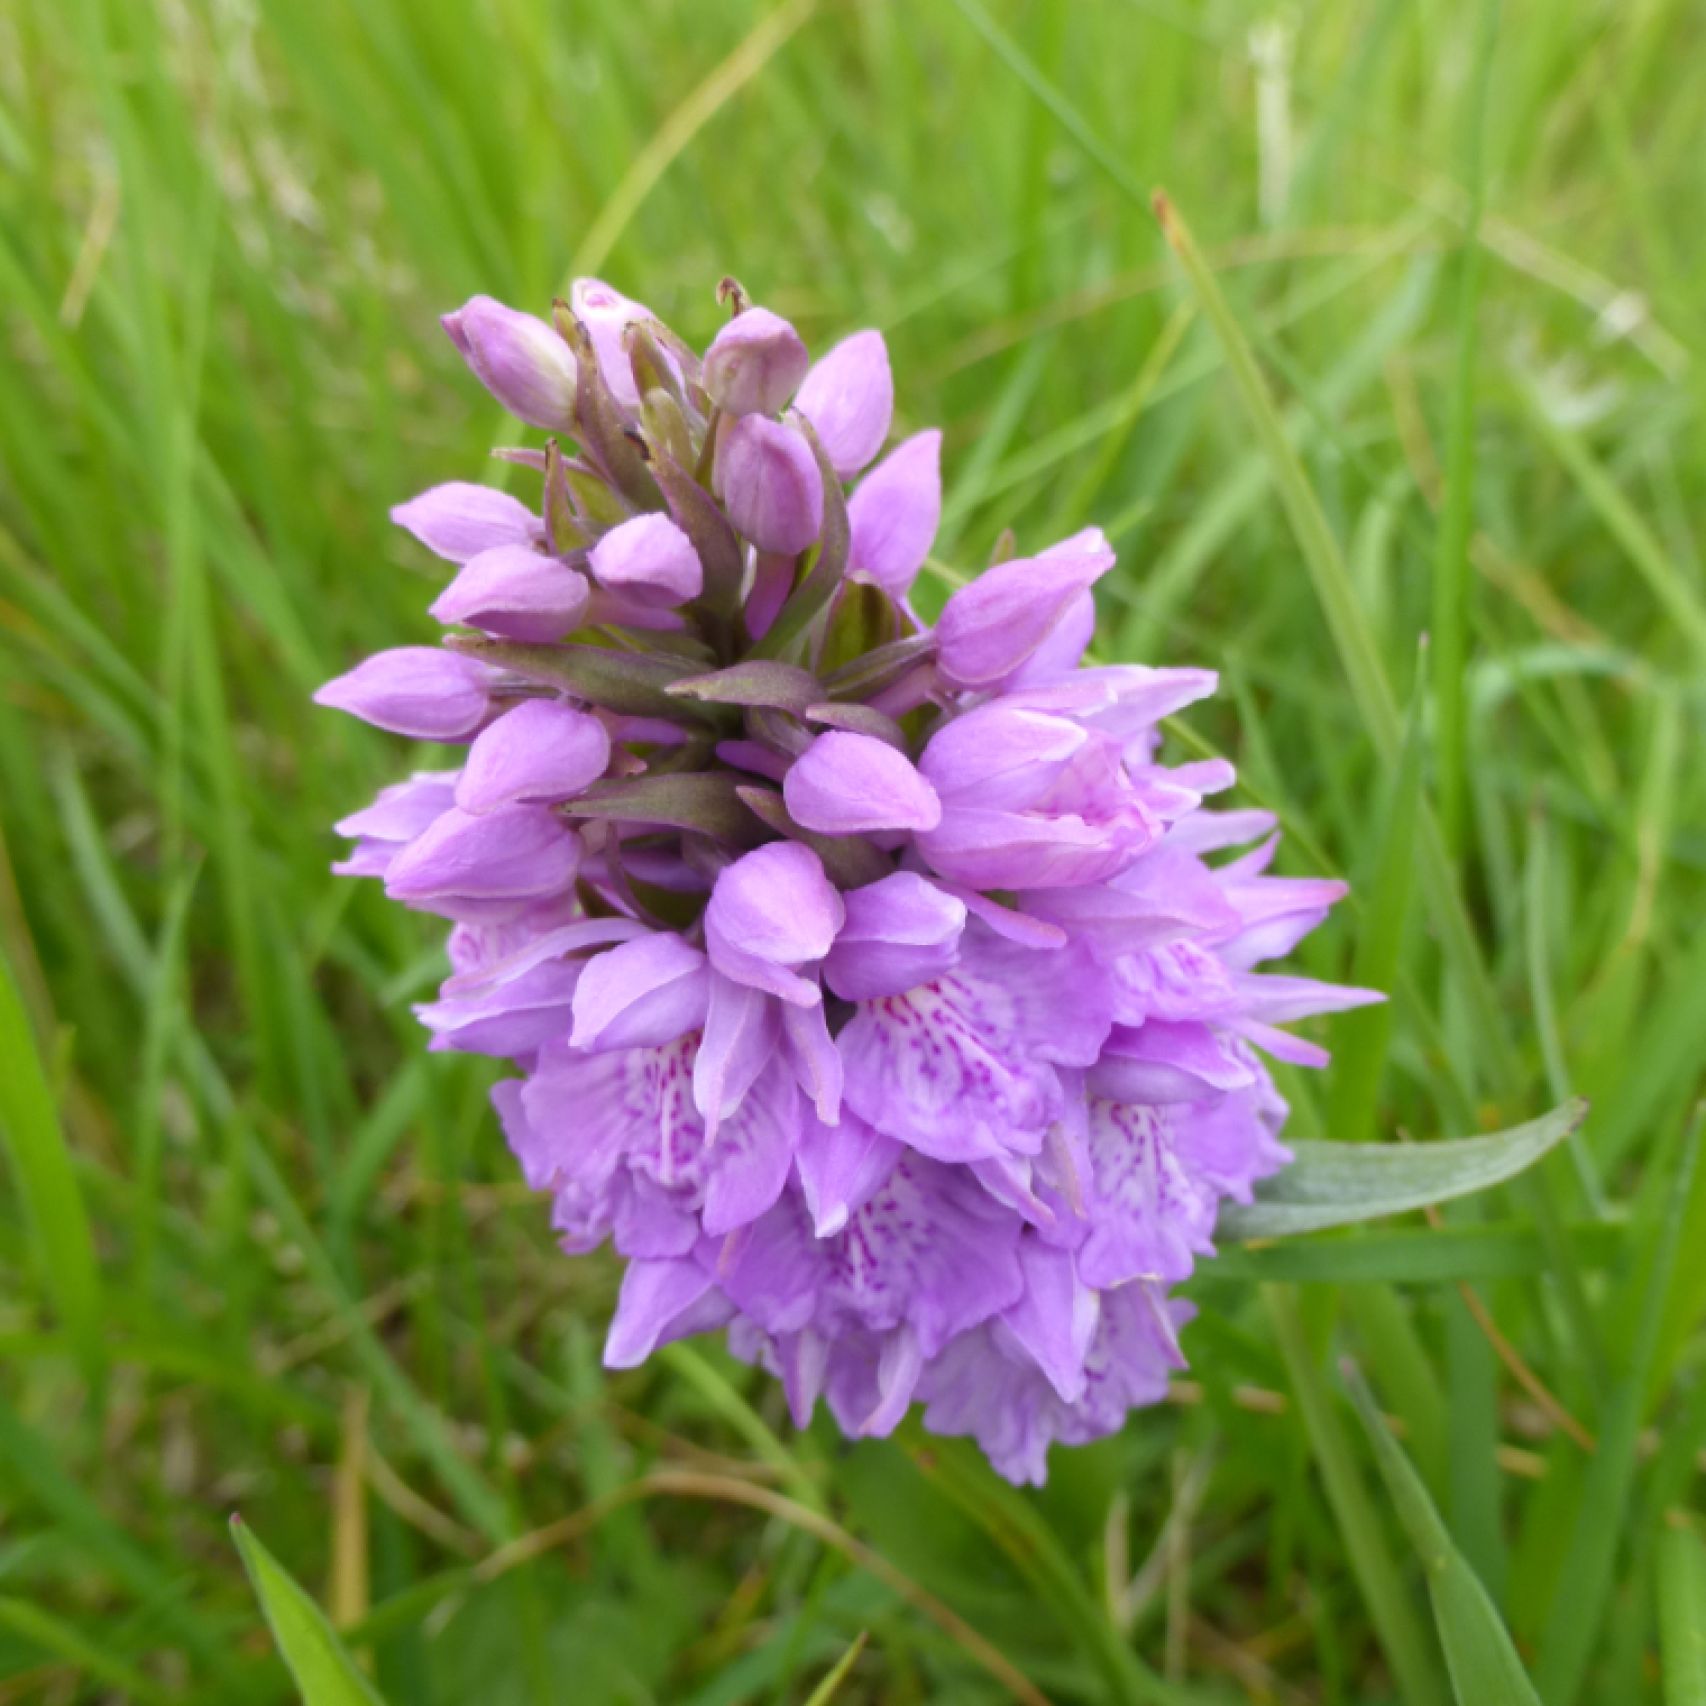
[935,539,1115,691]
[430,546,591,642]
[704,841,844,1004]
[441,296,578,432]
[455,700,611,813]
[795,329,893,478]
[702,307,810,417]
[569,277,658,410]
[313,647,495,739]
[783,730,942,835]
[717,415,823,556]
[588,513,703,608]
[384,804,581,920]
[847,429,941,596]
[391,483,542,564]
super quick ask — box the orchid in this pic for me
[319,278,1438,1482]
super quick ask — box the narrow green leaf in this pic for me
[0,939,104,1377]
[1344,1362,1542,1705]
[802,1631,870,1706]
[647,446,744,614]
[1429,0,1498,853]
[822,633,935,701]
[448,637,715,721]
[1210,1220,1621,1285]
[803,701,907,747]
[0,1596,173,1704]
[1535,1109,1703,1705]
[1153,187,1517,1093]
[1265,1287,1449,1706]
[232,1515,387,1706]
[1660,1526,1706,1706]
[1516,383,1706,666]
[1325,643,1427,1145]
[668,658,822,712]
[569,772,765,844]
[904,1436,1169,1705]
[1218,1100,1587,1239]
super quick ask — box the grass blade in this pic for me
[802,1631,870,1705]
[1429,0,1499,853]
[0,938,104,1378]
[232,1515,388,1706]
[1660,1526,1706,1706]
[1152,187,1518,1095]
[1265,1285,1449,1706]
[1534,1109,1703,1704]
[1344,1362,1542,1704]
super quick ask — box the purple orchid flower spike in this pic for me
[316,272,1386,1484]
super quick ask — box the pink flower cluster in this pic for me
[318,279,1374,1482]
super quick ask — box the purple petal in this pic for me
[795,330,893,478]
[454,700,611,813]
[693,970,781,1134]
[391,483,540,564]
[570,277,657,410]
[1087,1020,1257,1104]
[441,295,578,431]
[936,545,1114,691]
[837,977,1062,1163]
[313,648,495,740]
[999,1243,1098,1403]
[781,999,843,1125]
[783,730,941,836]
[794,1108,901,1236]
[701,1062,799,1237]
[604,1257,726,1368]
[717,415,823,556]
[1230,972,1384,1023]
[384,804,580,915]
[702,307,810,416]
[430,546,590,642]
[704,842,844,1004]
[570,932,710,1051]
[415,958,581,1058]
[334,771,459,843]
[822,871,966,1001]
[847,429,941,596]
[588,513,703,607]
[918,704,1087,805]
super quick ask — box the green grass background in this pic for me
[2,0,1704,1699]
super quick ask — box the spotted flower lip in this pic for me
[317,276,1378,1483]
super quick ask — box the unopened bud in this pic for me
[716,415,824,556]
[441,297,577,432]
[703,307,810,417]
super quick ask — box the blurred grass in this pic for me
[1,0,1704,1700]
